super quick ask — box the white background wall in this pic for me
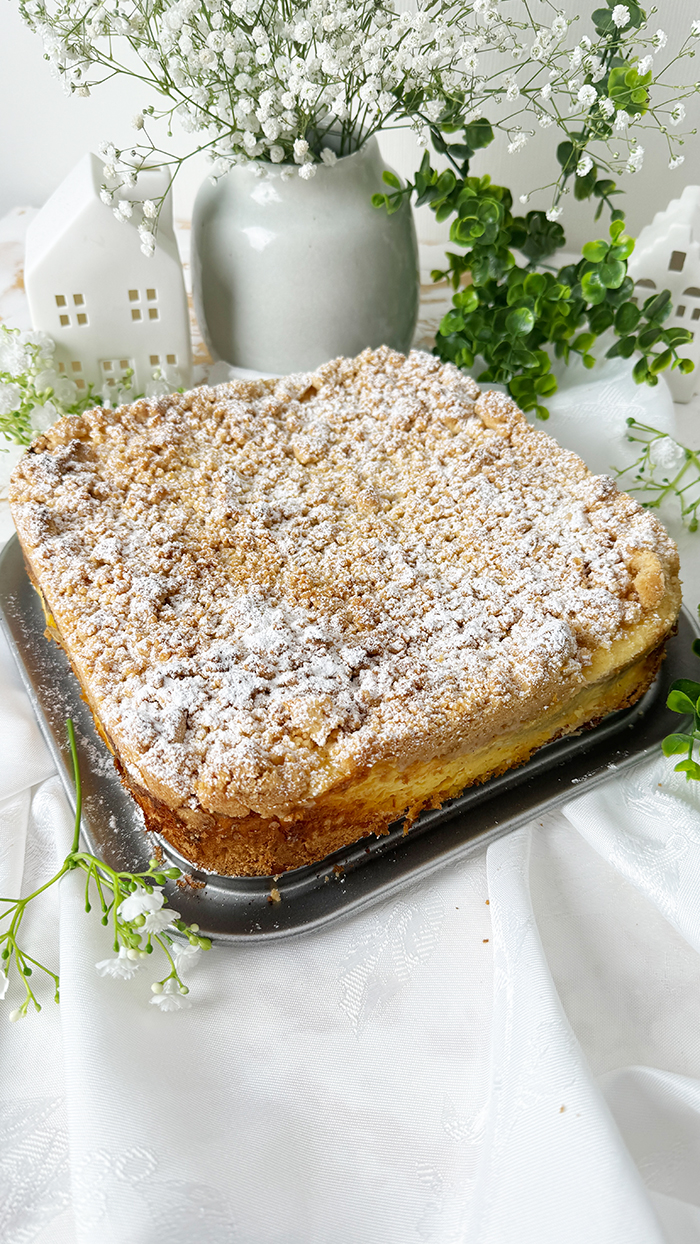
[0,0,698,253]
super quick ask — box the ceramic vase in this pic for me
[191,137,419,374]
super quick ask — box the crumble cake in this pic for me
[9,348,681,875]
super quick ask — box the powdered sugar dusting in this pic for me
[9,347,679,821]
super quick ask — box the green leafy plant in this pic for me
[377,157,693,419]
[0,721,211,1019]
[663,642,700,783]
[614,421,700,531]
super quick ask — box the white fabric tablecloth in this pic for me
[2,207,700,1243]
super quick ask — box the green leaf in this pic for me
[637,326,662,350]
[643,291,673,322]
[582,240,609,263]
[581,270,607,304]
[382,170,401,190]
[556,141,576,174]
[649,348,673,375]
[436,169,456,196]
[615,302,641,334]
[632,356,649,383]
[464,118,494,152]
[572,332,596,352]
[692,639,700,659]
[592,6,615,34]
[669,679,700,702]
[678,358,696,374]
[599,259,626,289]
[662,733,693,756]
[506,307,535,337]
[606,335,637,360]
[588,304,615,334]
[575,170,597,201]
[674,759,700,781]
[667,690,698,715]
[440,310,465,335]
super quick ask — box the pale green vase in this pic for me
[191,137,419,374]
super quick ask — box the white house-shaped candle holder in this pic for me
[25,153,192,401]
[628,184,700,403]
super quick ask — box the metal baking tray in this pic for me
[1,531,698,941]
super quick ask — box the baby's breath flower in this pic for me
[692,20,700,36]
[599,97,615,119]
[637,55,653,76]
[670,102,686,127]
[614,109,631,130]
[669,155,685,170]
[577,154,593,176]
[611,5,630,29]
[320,147,337,167]
[113,199,133,222]
[0,972,9,1001]
[293,137,310,165]
[577,85,597,108]
[96,947,141,979]
[626,144,644,173]
[507,131,528,154]
[654,29,667,49]
[298,163,317,179]
[150,978,192,1011]
[551,14,567,39]
[546,205,563,221]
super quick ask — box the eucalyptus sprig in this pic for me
[663,642,700,783]
[613,420,700,532]
[0,720,211,1019]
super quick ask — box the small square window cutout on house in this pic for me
[128,289,139,302]
[77,313,88,326]
[150,354,160,366]
[669,251,686,272]
[59,314,70,327]
[99,358,135,387]
[693,309,700,321]
[167,354,177,365]
[73,294,84,306]
[677,305,687,318]
[55,294,66,307]
[76,379,86,390]
[58,362,66,374]
[71,360,82,372]
[149,308,159,321]
[132,309,142,322]
[147,288,157,301]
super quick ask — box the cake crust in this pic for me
[9,347,681,874]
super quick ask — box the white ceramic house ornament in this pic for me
[24,153,192,401]
[627,184,700,403]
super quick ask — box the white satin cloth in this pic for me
[1,369,700,1243]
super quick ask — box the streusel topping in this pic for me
[10,347,678,819]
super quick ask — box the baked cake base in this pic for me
[33,565,665,875]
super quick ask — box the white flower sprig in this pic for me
[0,720,211,1020]
[17,0,700,243]
[0,326,100,448]
[614,419,700,531]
